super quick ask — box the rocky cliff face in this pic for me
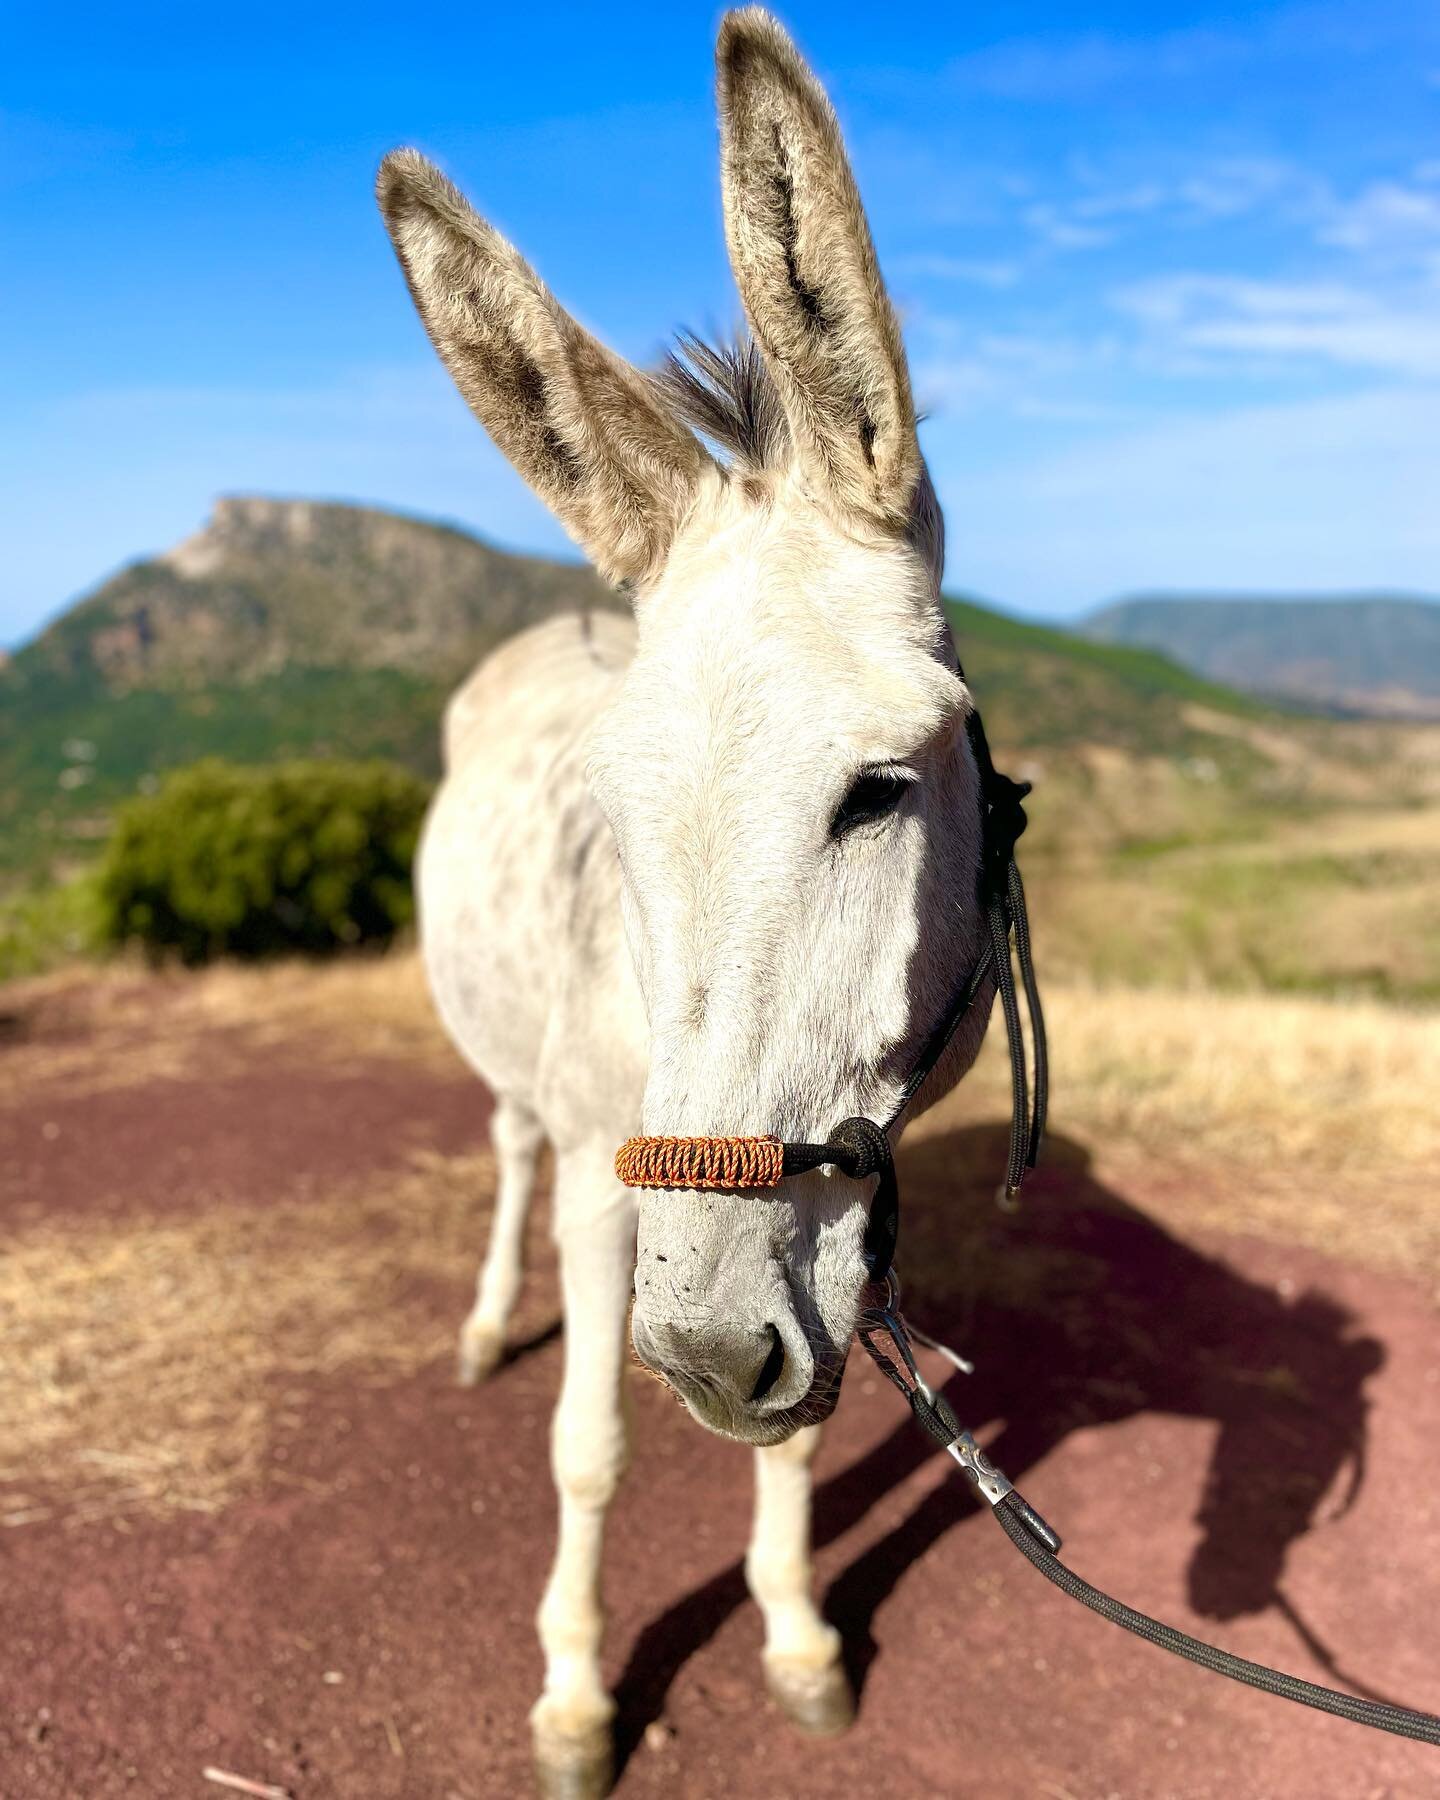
[19,496,615,692]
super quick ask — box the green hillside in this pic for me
[947,595,1264,752]
[949,598,1440,1001]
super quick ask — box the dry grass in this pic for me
[2,949,458,1096]
[0,1149,505,1528]
[1000,981,1439,1170]
[187,950,455,1066]
[12,952,1437,1201]
[931,980,1440,1277]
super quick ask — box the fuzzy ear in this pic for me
[716,10,921,536]
[377,149,712,587]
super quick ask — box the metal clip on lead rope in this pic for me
[857,1275,1062,1553]
[859,1274,1440,1749]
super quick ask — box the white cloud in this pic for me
[1112,274,1440,380]
[927,6,1429,104]
[1319,180,1440,252]
[1116,275,1358,326]
[891,254,1022,288]
[1189,315,1440,377]
[1023,203,1113,251]
[910,327,1117,417]
[1176,157,1317,220]
[973,156,1322,258]
[937,34,1138,102]
[936,24,1252,102]
[1071,182,1167,220]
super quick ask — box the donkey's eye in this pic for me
[830,769,911,838]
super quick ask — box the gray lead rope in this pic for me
[858,1290,1440,1748]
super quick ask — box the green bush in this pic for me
[0,875,104,982]
[97,759,430,963]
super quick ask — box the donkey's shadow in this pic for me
[613,1123,1386,1769]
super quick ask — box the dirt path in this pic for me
[2,972,1438,1798]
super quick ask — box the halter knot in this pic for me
[980,769,1031,872]
[822,1115,891,1181]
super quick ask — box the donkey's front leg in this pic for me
[748,1425,854,1736]
[458,1094,544,1385]
[531,1150,635,1800]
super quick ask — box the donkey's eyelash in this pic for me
[829,766,915,838]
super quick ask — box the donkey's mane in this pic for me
[656,331,945,579]
[655,332,793,473]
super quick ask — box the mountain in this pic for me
[15,495,614,689]
[1081,594,1440,719]
[0,498,616,874]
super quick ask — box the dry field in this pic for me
[2,951,1438,1798]
[5,952,1437,1527]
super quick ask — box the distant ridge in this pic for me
[1081,593,1440,719]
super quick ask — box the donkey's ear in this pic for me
[377,149,712,588]
[716,10,920,536]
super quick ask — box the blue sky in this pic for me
[4,1,1439,646]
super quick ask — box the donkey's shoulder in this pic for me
[442,607,635,772]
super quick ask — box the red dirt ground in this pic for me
[2,980,1438,1799]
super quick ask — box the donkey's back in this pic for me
[419,607,643,1122]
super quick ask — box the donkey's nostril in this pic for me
[750,1325,786,1404]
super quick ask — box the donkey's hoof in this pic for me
[531,1714,614,1800]
[764,1653,856,1737]
[457,1323,504,1387]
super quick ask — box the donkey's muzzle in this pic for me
[630,1300,817,1442]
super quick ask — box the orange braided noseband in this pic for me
[615,1134,785,1191]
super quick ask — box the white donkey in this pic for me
[379,11,995,1795]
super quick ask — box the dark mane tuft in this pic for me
[654,333,792,472]
[654,330,945,584]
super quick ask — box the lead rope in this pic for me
[858,1289,1440,1749]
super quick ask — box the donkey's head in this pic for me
[379,9,992,1444]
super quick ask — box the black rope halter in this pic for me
[778,686,1047,1276]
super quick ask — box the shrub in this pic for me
[0,875,104,982]
[97,759,430,963]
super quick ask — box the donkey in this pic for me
[378,11,996,1794]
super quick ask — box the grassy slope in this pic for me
[948,595,1266,747]
[0,497,614,879]
[947,599,1440,1001]
[0,662,445,875]
[3,589,1257,876]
